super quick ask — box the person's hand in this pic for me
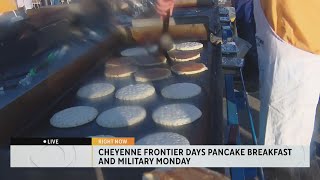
[156,0,174,19]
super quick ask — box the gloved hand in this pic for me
[156,0,174,19]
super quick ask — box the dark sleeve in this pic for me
[235,0,254,23]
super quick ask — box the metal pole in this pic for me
[239,68,265,180]
[239,68,257,144]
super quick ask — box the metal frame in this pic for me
[224,68,265,180]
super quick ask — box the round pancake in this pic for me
[146,44,159,53]
[105,57,135,67]
[175,42,203,51]
[152,103,202,127]
[104,65,137,78]
[96,106,146,128]
[161,83,201,99]
[134,55,167,66]
[115,84,155,101]
[77,83,115,99]
[171,62,208,75]
[136,132,190,145]
[50,106,98,128]
[168,50,201,62]
[134,68,171,82]
[121,47,148,57]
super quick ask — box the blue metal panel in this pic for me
[235,91,246,110]
[245,168,258,179]
[225,74,245,180]
[225,74,239,125]
[231,168,246,180]
[231,168,245,180]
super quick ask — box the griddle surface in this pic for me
[22,42,217,146]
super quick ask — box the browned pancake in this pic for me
[168,50,200,62]
[105,57,135,67]
[134,68,171,82]
[171,62,208,75]
[143,168,230,180]
[104,65,137,78]
[134,55,167,66]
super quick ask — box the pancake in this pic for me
[175,42,203,51]
[161,83,201,99]
[134,68,171,82]
[134,55,167,66]
[77,83,115,99]
[171,62,208,75]
[168,50,200,62]
[146,44,159,54]
[104,65,137,78]
[105,57,135,67]
[136,132,190,145]
[96,106,146,128]
[50,106,98,128]
[121,47,148,57]
[115,84,155,101]
[152,103,202,127]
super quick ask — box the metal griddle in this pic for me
[20,42,216,144]
[0,4,223,180]
[16,43,221,180]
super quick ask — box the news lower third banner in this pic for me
[10,138,309,167]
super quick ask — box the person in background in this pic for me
[0,0,17,15]
[234,0,259,90]
[255,0,320,145]
[156,0,320,146]
[0,0,21,27]
[32,0,41,9]
[17,0,33,11]
[51,0,61,5]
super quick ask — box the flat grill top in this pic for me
[21,41,218,146]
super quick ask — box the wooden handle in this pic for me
[132,16,209,28]
[163,9,171,33]
[132,18,177,28]
[129,24,208,43]
[174,0,212,8]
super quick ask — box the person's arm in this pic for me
[155,0,174,19]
